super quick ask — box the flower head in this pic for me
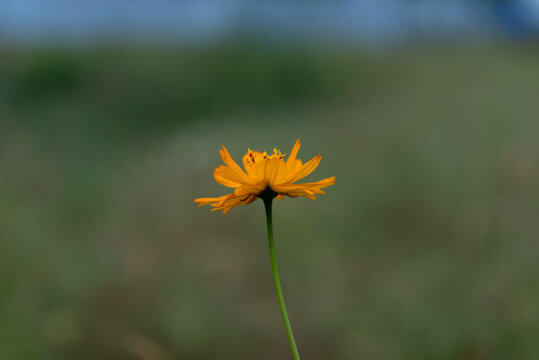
[194,139,336,213]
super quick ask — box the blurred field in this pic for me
[1,44,539,360]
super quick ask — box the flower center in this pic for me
[258,185,278,200]
[245,148,285,166]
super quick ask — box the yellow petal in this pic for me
[273,158,287,185]
[286,155,321,183]
[299,176,336,189]
[265,157,286,186]
[272,176,335,200]
[194,193,234,207]
[286,159,303,177]
[234,184,263,197]
[242,151,257,177]
[211,194,258,213]
[271,183,301,192]
[285,187,317,200]
[286,139,301,170]
[219,146,257,185]
[255,157,268,184]
[213,166,242,188]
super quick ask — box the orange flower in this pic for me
[194,139,336,213]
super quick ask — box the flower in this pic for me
[194,139,336,213]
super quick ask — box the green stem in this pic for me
[263,197,301,360]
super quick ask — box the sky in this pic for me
[1,0,538,45]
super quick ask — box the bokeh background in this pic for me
[1,1,539,359]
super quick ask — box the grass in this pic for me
[1,43,539,359]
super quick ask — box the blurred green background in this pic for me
[2,42,539,360]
